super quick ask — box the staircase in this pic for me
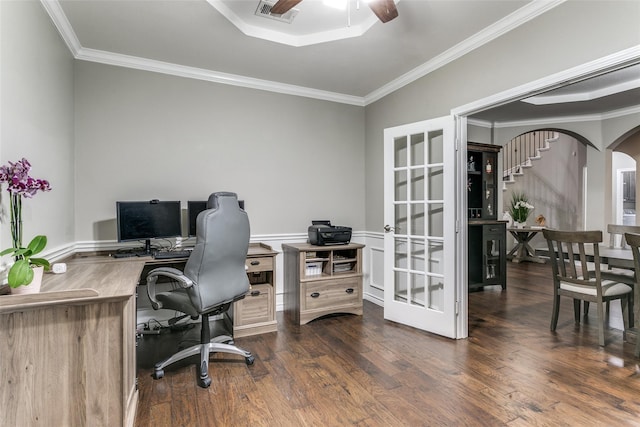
[502,131,559,190]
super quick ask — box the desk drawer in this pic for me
[303,277,360,311]
[234,283,273,326]
[245,257,273,273]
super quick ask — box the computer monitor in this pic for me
[116,200,182,254]
[188,199,244,237]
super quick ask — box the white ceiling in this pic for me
[54,0,533,100]
[49,0,639,119]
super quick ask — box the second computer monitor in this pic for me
[187,199,244,236]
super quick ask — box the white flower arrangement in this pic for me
[509,192,534,224]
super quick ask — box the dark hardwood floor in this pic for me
[135,262,640,426]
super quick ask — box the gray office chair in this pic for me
[146,192,254,388]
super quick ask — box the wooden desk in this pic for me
[0,243,277,426]
[0,256,143,427]
[507,227,546,263]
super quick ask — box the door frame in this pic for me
[450,46,640,339]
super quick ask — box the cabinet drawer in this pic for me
[245,257,273,273]
[234,283,273,326]
[485,226,504,235]
[303,277,360,311]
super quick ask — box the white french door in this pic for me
[383,116,458,338]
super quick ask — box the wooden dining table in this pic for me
[507,226,546,263]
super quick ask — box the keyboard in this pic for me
[153,250,192,260]
[113,252,140,259]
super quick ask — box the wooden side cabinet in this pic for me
[282,242,364,325]
[233,243,278,337]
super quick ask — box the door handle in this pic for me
[384,224,395,233]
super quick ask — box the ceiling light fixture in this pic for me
[323,0,348,10]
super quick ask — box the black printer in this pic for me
[308,220,352,246]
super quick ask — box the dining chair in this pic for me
[543,229,633,346]
[601,224,637,293]
[624,232,640,357]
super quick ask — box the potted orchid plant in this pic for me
[0,158,51,291]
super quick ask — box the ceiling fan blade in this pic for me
[270,0,302,15]
[368,0,398,23]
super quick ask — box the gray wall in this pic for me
[364,0,640,232]
[0,1,75,254]
[3,0,639,257]
[73,62,365,240]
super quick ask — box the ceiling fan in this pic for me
[270,0,399,23]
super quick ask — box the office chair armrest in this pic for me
[146,267,194,310]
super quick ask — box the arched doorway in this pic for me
[500,130,589,250]
[608,126,640,226]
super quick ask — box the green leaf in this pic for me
[13,248,30,257]
[0,247,17,257]
[30,258,51,270]
[27,235,47,255]
[7,260,34,287]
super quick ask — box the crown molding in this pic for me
[467,118,493,129]
[522,77,640,105]
[363,0,566,105]
[75,47,365,106]
[491,104,640,129]
[41,0,563,107]
[40,0,82,56]
[453,45,640,116]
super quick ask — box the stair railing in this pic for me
[503,131,558,181]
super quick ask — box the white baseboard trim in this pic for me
[364,292,384,307]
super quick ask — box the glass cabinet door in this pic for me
[484,235,501,280]
[483,152,497,220]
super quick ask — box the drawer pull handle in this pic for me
[345,288,354,294]
[310,292,320,298]
[250,260,260,266]
[250,290,261,297]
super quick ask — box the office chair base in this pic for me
[152,337,253,388]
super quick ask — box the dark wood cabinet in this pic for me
[467,142,499,220]
[468,142,507,290]
[468,221,507,290]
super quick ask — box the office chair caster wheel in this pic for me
[245,355,255,365]
[153,369,164,379]
[198,376,212,388]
